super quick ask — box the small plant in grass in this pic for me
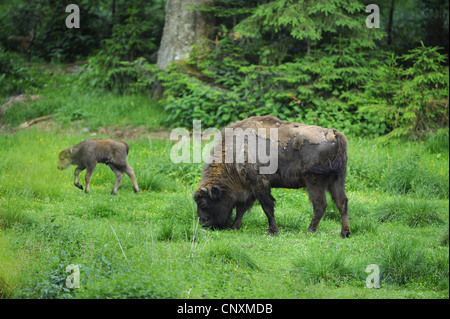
[292,250,363,284]
[206,243,260,270]
[0,200,36,230]
[439,227,449,246]
[376,197,445,227]
[377,240,426,286]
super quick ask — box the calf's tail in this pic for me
[123,142,130,155]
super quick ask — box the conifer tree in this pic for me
[234,0,384,54]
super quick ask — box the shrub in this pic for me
[0,47,47,99]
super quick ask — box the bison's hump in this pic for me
[227,115,338,149]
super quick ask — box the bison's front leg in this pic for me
[255,192,278,235]
[84,162,97,194]
[74,167,85,190]
[231,200,255,230]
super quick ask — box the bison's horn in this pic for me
[201,187,208,193]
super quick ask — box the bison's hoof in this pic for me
[75,183,83,190]
[340,230,351,238]
[266,228,279,236]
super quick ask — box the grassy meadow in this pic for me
[0,86,449,299]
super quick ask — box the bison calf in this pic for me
[194,115,350,238]
[57,139,139,195]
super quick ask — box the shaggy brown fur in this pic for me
[57,139,139,195]
[194,115,350,238]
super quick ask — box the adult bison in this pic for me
[57,139,139,195]
[193,115,350,238]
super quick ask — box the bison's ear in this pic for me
[209,185,221,201]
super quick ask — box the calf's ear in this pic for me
[209,185,221,201]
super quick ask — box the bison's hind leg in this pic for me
[328,175,350,238]
[305,176,329,234]
[109,164,124,195]
[124,164,139,194]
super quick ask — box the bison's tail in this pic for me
[122,142,130,155]
[302,131,348,176]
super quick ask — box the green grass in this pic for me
[0,127,448,299]
[0,86,449,299]
[1,84,165,130]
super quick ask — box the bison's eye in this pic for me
[198,200,207,209]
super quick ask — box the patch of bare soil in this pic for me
[95,125,170,140]
[1,113,170,141]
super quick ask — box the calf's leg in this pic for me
[109,165,123,195]
[84,162,97,194]
[74,167,85,190]
[124,164,139,193]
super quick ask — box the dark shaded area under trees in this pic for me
[0,0,448,140]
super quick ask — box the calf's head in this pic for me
[57,148,72,170]
[194,186,234,230]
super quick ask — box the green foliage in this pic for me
[0,48,48,98]
[235,0,381,48]
[78,56,158,93]
[159,34,381,131]
[357,43,449,140]
[2,0,110,62]
[1,0,164,63]
[74,0,164,93]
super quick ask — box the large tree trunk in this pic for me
[157,0,212,70]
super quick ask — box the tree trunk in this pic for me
[157,0,212,70]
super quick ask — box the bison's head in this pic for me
[194,186,234,230]
[57,148,72,170]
